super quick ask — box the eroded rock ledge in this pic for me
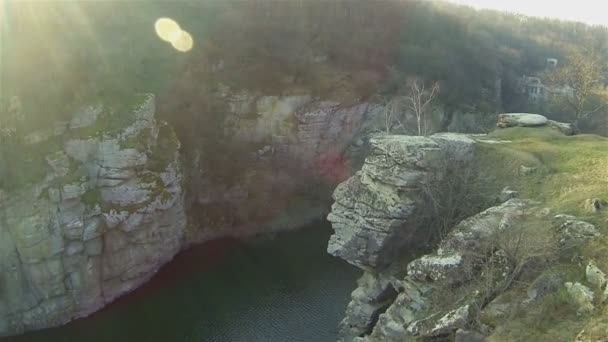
[327,133,477,271]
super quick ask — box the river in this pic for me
[4,221,358,342]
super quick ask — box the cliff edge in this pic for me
[0,94,186,336]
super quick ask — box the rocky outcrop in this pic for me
[497,113,548,127]
[0,94,186,336]
[327,133,476,270]
[329,121,608,341]
[350,199,532,342]
[329,131,603,341]
[327,133,482,340]
[497,113,574,135]
[0,90,377,336]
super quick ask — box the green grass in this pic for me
[477,127,608,224]
[146,124,179,173]
[69,94,149,139]
[473,127,608,341]
[488,286,586,342]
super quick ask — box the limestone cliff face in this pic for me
[326,133,481,341]
[186,93,372,241]
[328,131,602,342]
[0,91,373,336]
[327,133,477,271]
[0,94,186,336]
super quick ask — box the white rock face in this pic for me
[0,94,186,337]
[327,133,476,270]
[586,261,607,289]
[553,214,599,246]
[341,199,535,342]
[497,113,548,127]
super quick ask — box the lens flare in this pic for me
[154,17,194,52]
[154,17,181,42]
[171,30,193,52]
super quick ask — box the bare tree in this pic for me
[378,95,407,133]
[405,78,439,136]
[547,48,605,129]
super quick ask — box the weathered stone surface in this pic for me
[340,198,532,342]
[407,253,465,284]
[519,165,537,175]
[584,198,607,213]
[553,214,599,246]
[586,261,607,289]
[429,304,471,335]
[338,271,397,341]
[547,119,574,135]
[526,271,562,302]
[0,94,186,337]
[565,282,594,314]
[327,133,476,270]
[497,113,548,128]
[498,187,519,203]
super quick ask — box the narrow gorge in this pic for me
[0,91,374,337]
[3,1,608,341]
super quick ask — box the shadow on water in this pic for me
[4,220,359,342]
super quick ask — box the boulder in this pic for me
[519,165,537,176]
[407,253,466,284]
[338,272,397,341]
[430,305,471,335]
[565,282,594,314]
[497,113,548,128]
[548,120,574,135]
[586,261,607,289]
[553,215,599,246]
[584,198,607,213]
[498,187,519,203]
[526,271,562,302]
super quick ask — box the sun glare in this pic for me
[171,31,194,52]
[154,18,181,42]
[154,17,193,52]
[449,0,608,26]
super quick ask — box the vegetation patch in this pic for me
[468,127,608,341]
[69,94,148,139]
[0,136,64,191]
[146,123,179,173]
[477,127,608,224]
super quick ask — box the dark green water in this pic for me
[5,221,358,342]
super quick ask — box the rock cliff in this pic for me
[185,92,372,241]
[0,94,186,336]
[329,126,608,342]
[327,133,477,271]
[0,92,374,336]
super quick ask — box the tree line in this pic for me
[3,0,608,136]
